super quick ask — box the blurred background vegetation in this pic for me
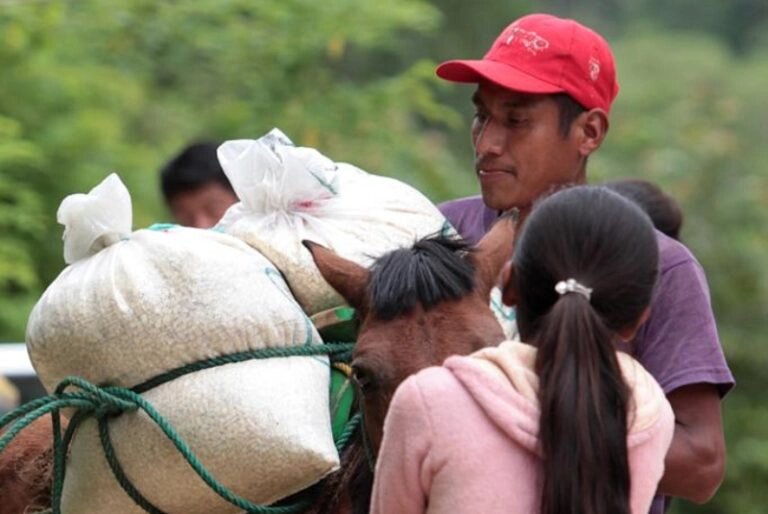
[0,0,766,511]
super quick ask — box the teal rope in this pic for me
[357,401,377,472]
[333,412,361,454]
[0,343,357,514]
[52,409,89,509]
[0,391,114,514]
[99,385,316,514]
[133,343,354,393]
[51,410,65,509]
[98,417,167,514]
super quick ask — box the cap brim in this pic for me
[436,59,564,95]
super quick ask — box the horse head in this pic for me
[304,214,516,453]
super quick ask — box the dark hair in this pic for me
[369,236,475,321]
[513,186,659,514]
[604,179,684,240]
[553,93,586,137]
[159,141,233,204]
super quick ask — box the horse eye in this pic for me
[352,365,377,393]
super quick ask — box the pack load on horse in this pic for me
[14,173,344,513]
[215,128,449,315]
[1,129,490,514]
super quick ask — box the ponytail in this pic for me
[514,186,661,514]
[535,294,631,514]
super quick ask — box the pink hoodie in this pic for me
[370,341,675,514]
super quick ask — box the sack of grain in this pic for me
[216,128,449,315]
[26,174,339,514]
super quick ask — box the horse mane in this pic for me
[368,235,475,320]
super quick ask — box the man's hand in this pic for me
[659,383,726,503]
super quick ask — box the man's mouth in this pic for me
[478,168,516,177]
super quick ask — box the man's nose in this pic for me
[474,118,505,157]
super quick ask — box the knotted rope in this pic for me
[0,342,358,514]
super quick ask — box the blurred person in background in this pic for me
[605,178,684,241]
[435,13,733,513]
[160,141,238,228]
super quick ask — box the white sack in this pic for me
[217,129,449,315]
[26,174,339,513]
[490,286,519,341]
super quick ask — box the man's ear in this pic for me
[576,108,609,158]
[470,212,517,299]
[618,307,651,342]
[302,241,369,312]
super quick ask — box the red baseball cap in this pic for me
[436,14,619,112]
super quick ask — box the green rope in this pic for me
[357,400,378,472]
[333,412,361,454]
[0,343,357,514]
[98,416,167,514]
[51,410,65,509]
[133,342,354,393]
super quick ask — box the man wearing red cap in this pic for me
[436,13,733,513]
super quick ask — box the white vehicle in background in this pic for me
[0,343,46,413]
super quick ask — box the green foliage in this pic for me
[541,0,768,53]
[1,1,766,511]
[0,116,45,338]
[593,29,768,328]
[587,30,768,513]
[0,0,468,340]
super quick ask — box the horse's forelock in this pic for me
[368,235,475,320]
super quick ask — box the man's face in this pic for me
[471,82,586,212]
[168,182,238,228]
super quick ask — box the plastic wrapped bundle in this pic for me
[217,129,450,315]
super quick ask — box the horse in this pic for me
[0,214,516,514]
[304,212,517,513]
[0,414,63,514]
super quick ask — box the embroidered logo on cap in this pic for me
[589,57,601,81]
[505,26,549,55]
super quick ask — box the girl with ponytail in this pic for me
[371,186,675,514]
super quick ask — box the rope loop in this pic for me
[0,342,358,514]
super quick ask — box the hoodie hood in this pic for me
[444,341,669,456]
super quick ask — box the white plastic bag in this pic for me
[490,286,519,341]
[217,129,449,314]
[26,174,339,514]
[57,173,132,264]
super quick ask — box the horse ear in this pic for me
[471,212,518,299]
[500,261,519,306]
[302,240,370,312]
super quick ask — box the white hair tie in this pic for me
[555,279,593,300]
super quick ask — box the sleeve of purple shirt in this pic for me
[633,232,734,397]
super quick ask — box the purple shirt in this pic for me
[439,195,735,514]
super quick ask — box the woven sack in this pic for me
[26,174,338,513]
